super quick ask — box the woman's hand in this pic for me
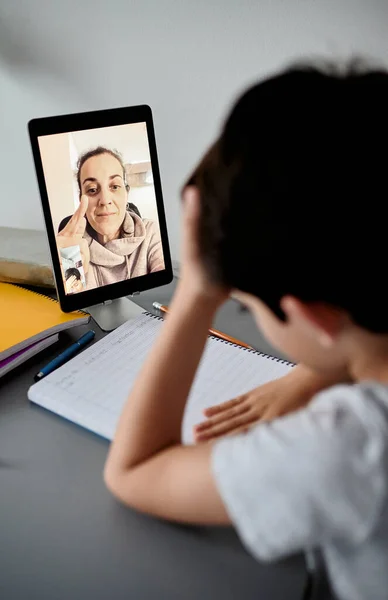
[194,364,352,441]
[56,195,90,274]
[178,187,229,307]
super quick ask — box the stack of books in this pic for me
[0,283,89,378]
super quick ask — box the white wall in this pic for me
[1,0,388,259]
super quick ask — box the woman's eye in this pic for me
[111,184,121,190]
[87,188,97,194]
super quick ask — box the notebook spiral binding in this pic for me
[14,283,58,303]
[209,337,294,366]
[13,283,87,315]
[145,311,162,320]
[145,312,294,368]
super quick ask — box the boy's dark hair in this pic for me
[65,268,81,281]
[76,146,130,196]
[184,61,388,333]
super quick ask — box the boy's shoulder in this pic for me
[310,380,388,433]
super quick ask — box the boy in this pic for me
[104,64,388,600]
[64,267,84,294]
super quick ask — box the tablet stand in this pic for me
[86,295,144,332]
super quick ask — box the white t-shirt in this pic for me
[212,382,388,600]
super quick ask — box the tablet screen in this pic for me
[38,122,165,296]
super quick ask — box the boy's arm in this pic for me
[104,190,231,524]
[104,284,231,523]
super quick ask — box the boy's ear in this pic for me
[280,296,347,347]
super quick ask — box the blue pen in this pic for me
[34,330,96,381]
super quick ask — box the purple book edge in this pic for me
[0,340,45,368]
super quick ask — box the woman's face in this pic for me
[80,153,128,243]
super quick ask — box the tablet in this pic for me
[29,105,172,314]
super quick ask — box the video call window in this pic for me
[38,123,165,296]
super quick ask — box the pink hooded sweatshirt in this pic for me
[83,211,164,290]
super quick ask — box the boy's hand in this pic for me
[179,187,229,306]
[193,365,352,441]
[193,374,308,441]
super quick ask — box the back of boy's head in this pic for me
[185,60,388,333]
[65,267,81,281]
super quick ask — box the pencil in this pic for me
[152,302,254,350]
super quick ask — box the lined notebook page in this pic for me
[28,314,293,444]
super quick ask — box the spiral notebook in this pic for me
[28,312,293,444]
[0,283,89,362]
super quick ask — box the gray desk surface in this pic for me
[0,280,307,600]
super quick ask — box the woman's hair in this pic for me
[183,61,388,332]
[76,146,130,197]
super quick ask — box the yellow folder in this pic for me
[0,283,89,361]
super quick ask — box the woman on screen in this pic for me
[55,147,165,291]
